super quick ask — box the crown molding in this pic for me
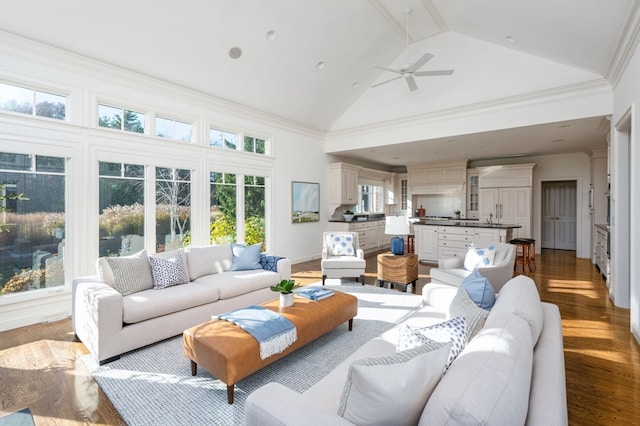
[607,1,640,88]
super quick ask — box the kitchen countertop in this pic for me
[329,217,385,223]
[414,221,521,229]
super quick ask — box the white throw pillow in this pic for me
[464,246,497,270]
[338,341,451,426]
[185,245,232,279]
[103,249,153,296]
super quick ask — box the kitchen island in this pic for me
[327,216,389,252]
[413,221,521,263]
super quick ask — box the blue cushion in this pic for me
[460,268,496,310]
[230,242,263,271]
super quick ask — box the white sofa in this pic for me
[72,244,291,364]
[245,275,567,426]
[430,242,516,292]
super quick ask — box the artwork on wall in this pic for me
[292,181,319,223]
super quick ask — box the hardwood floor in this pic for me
[1,249,638,425]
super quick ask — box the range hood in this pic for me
[410,183,465,195]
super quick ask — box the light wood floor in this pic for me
[1,250,638,425]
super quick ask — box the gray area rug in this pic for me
[83,282,423,425]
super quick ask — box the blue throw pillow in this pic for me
[230,242,263,271]
[460,268,496,310]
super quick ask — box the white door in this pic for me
[542,181,577,250]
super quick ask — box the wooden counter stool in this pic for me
[510,239,533,274]
[518,238,536,272]
[407,235,415,254]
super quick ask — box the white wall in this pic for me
[0,35,328,330]
[611,40,639,341]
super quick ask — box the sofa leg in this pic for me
[322,275,326,285]
[360,275,365,285]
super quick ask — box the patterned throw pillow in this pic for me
[464,245,497,270]
[328,233,356,256]
[449,288,490,341]
[397,317,467,370]
[149,253,190,290]
[104,250,153,296]
[338,341,451,426]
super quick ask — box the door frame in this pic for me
[534,176,586,258]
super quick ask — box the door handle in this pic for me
[555,217,560,220]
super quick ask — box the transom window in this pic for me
[98,104,145,133]
[0,83,66,120]
[156,116,192,142]
[210,128,238,149]
[244,136,266,154]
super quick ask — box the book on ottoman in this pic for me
[297,287,335,301]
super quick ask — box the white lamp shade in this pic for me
[385,215,410,235]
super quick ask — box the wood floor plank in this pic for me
[0,249,637,425]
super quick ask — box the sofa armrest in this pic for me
[276,257,291,280]
[322,248,328,259]
[72,276,124,363]
[245,382,354,426]
[526,303,568,426]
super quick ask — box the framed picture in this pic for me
[292,181,319,223]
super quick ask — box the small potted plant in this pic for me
[343,210,355,222]
[270,279,300,307]
[454,210,461,219]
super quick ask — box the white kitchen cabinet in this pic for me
[595,225,609,283]
[415,225,438,262]
[328,162,358,206]
[474,228,513,245]
[480,187,531,238]
[438,226,473,258]
[467,168,479,219]
[377,220,390,248]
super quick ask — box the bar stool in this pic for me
[407,234,415,254]
[509,238,535,273]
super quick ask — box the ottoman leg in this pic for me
[227,384,234,404]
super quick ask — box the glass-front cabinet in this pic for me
[467,168,479,219]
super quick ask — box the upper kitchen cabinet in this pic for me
[467,168,479,219]
[407,162,467,194]
[329,163,359,212]
[477,163,535,239]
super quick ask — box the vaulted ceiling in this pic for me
[1,0,638,167]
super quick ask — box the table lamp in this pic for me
[385,215,410,255]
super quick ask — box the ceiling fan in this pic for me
[372,9,454,91]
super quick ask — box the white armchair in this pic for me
[321,232,366,285]
[429,242,516,292]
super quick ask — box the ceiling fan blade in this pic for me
[372,65,402,75]
[406,53,434,73]
[405,76,418,91]
[414,69,454,77]
[371,75,403,88]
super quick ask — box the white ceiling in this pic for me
[1,0,638,167]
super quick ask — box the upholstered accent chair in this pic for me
[321,232,366,285]
[430,242,516,292]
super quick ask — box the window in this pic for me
[98,104,145,133]
[244,175,266,249]
[401,179,408,211]
[98,161,145,257]
[0,152,66,295]
[244,135,266,154]
[358,184,384,214]
[210,172,236,244]
[156,167,191,252]
[210,128,238,149]
[155,116,192,142]
[0,83,66,120]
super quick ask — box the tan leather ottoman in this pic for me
[183,290,358,403]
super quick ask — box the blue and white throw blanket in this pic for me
[217,305,297,360]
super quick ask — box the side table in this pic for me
[376,252,418,293]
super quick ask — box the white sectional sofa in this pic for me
[72,244,291,364]
[245,275,567,426]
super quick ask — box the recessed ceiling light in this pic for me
[352,82,359,89]
[316,61,325,70]
[558,124,571,128]
[229,47,242,59]
[551,139,564,143]
[265,30,277,41]
[505,35,518,43]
